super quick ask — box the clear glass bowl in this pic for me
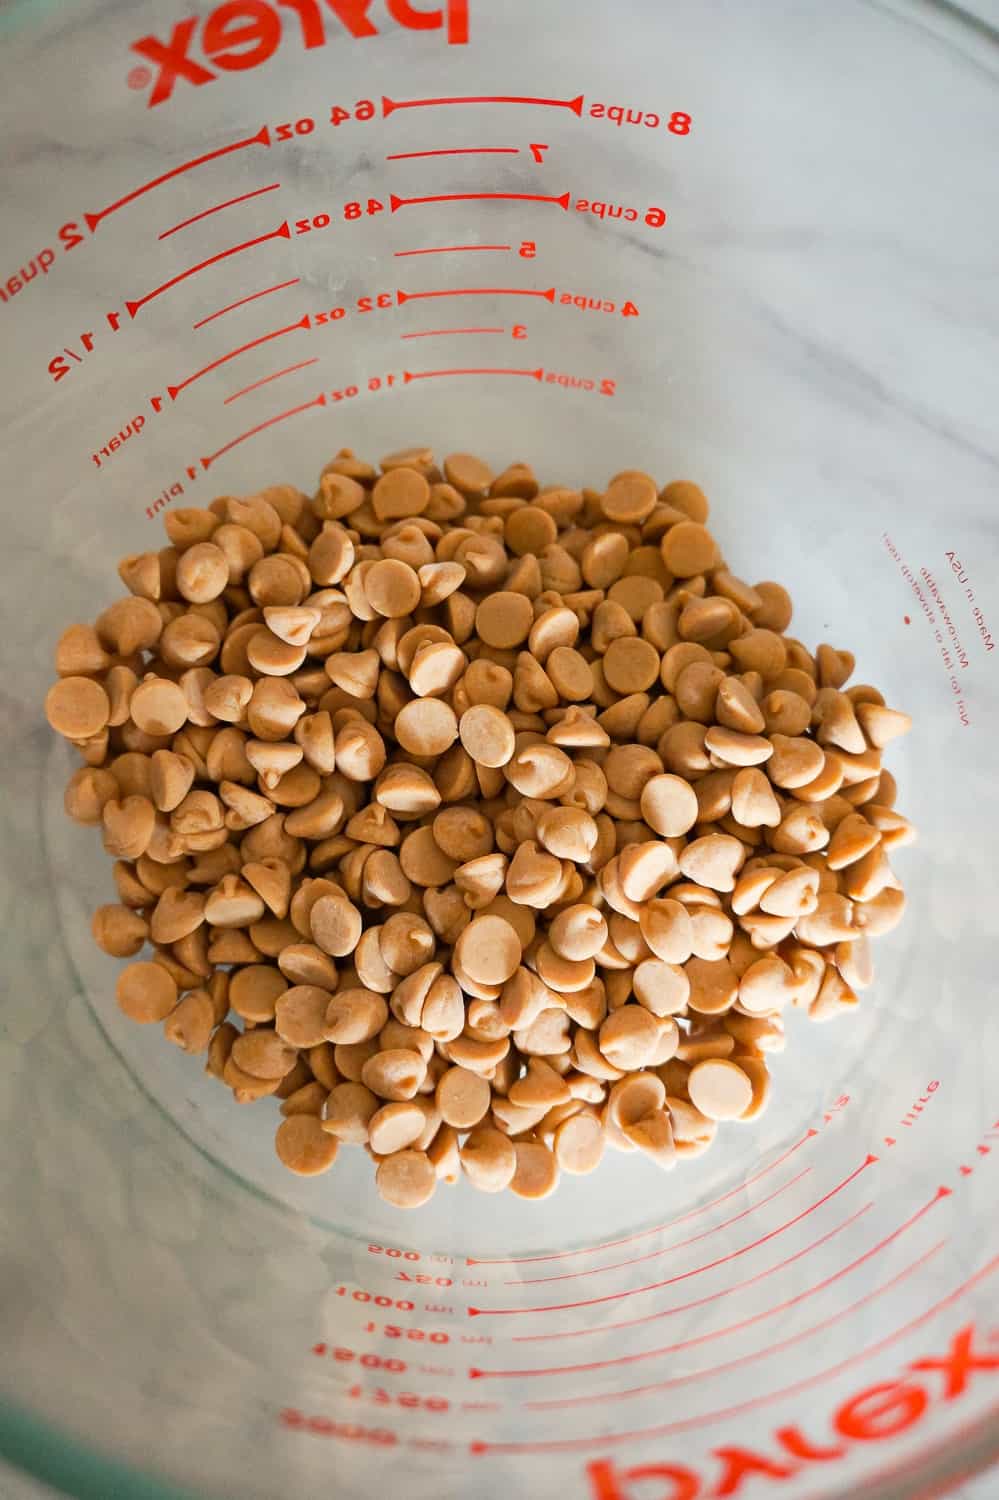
[1,2,997,1496]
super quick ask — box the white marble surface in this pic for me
[0,2,998,1500]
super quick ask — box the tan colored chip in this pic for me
[49,447,912,1205]
[459,704,516,767]
[376,1148,437,1208]
[453,915,522,986]
[275,1115,339,1175]
[603,637,660,694]
[510,1140,559,1199]
[661,521,718,577]
[45,676,111,740]
[116,962,177,1024]
[688,1058,754,1120]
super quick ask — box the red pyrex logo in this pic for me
[131,0,470,107]
[586,1325,999,1500]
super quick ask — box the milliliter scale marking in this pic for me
[280,1086,999,1476]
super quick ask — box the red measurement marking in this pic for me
[193,277,300,330]
[402,366,540,384]
[126,223,291,319]
[509,1169,811,1287]
[469,1252,998,1455]
[386,148,520,161]
[383,93,584,118]
[394,245,512,258]
[480,1189,949,1380]
[528,1241,947,1410]
[401,328,505,339]
[159,183,281,240]
[467,1155,877,1317]
[201,392,325,471]
[168,315,310,400]
[85,125,271,231]
[512,1206,871,1345]
[397,286,554,305]
[224,357,319,404]
[391,190,569,213]
[470,1128,819,1267]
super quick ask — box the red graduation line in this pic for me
[386,147,519,160]
[468,1252,998,1454]
[224,358,319,403]
[393,245,511,258]
[200,392,326,470]
[159,183,280,240]
[168,315,310,399]
[400,327,505,339]
[126,222,291,318]
[470,1129,818,1267]
[382,92,584,117]
[85,124,271,229]
[192,277,300,330]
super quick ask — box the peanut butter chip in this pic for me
[372,467,430,521]
[176,543,229,603]
[602,471,658,524]
[436,1066,491,1128]
[661,480,710,522]
[47,446,912,1207]
[130,677,189,736]
[92,904,148,957]
[365,558,422,618]
[687,1059,754,1120]
[444,452,493,497]
[394,699,458,756]
[461,1127,517,1192]
[476,592,534,648]
[275,1115,339,1175]
[46,677,110,740]
[510,1141,559,1199]
[661,522,718,577]
[275,986,331,1048]
[641,774,699,837]
[116,962,178,1023]
[454,915,521,985]
[603,637,660,694]
[376,1149,437,1208]
[459,705,516,767]
[555,1112,605,1174]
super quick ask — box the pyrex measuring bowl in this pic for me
[1,2,997,1498]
